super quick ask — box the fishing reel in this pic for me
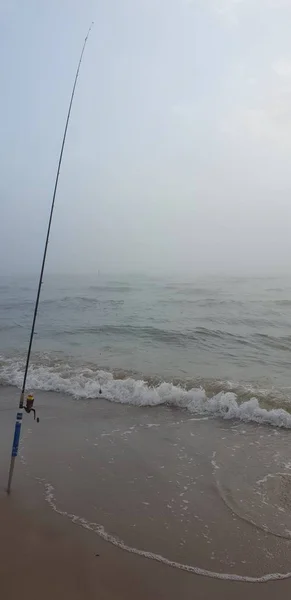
[24,394,39,422]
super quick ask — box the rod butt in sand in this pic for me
[7,457,16,495]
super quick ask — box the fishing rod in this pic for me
[7,23,94,494]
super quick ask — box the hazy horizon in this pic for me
[1,268,291,280]
[2,1,291,277]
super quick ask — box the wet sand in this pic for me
[1,386,291,599]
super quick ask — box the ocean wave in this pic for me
[52,324,248,348]
[0,323,24,332]
[89,285,136,293]
[255,333,291,351]
[1,357,291,428]
[176,287,220,296]
[158,298,244,307]
[0,300,34,310]
[55,296,124,307]
[0,296,126,312]
[274,300,291,307]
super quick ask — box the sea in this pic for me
[2,272,291,581]
[1,272,291,428]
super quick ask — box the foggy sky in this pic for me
[1,0,291,276]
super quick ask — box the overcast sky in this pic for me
[1,0,291,276]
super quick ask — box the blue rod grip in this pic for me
[12,413,22,457]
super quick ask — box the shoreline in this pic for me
[1,487,291,599]
[1,386,291,598]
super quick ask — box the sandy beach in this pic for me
[1,386,291,599]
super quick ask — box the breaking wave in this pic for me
[1,356,291,428]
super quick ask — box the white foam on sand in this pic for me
[43,481,291,583]
[1,358,291,428]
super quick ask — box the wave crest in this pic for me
[1,357,291,428]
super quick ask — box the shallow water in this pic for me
[2,388,291,582]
